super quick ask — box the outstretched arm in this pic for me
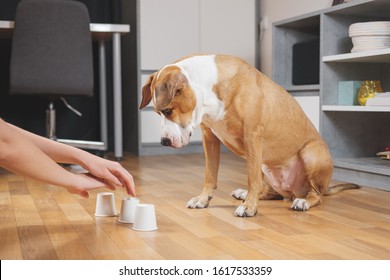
[0,119,135,198]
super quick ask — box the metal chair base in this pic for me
[46,101,107,151]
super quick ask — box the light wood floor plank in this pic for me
[17,225,58,259]
[71,221,125,259]
[205,236,271,259]
[12,195,44,227]
[0,204,23,259]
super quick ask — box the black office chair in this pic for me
[10,0,102,150]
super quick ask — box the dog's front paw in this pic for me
[231,188,248,200]
[186,196,211,209]
[291,198,310,211]
[234,203,258,217]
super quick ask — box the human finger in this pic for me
[111,168,136,196]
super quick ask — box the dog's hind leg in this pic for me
[291,179,323,211]
[259,178,283,200]
[232,176,282,201]
[291,140,333,211]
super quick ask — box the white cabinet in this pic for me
[140,0,256,70]
[138,0,258,155]
[140,0,200,70]
[295,96,320,131]
[199,0,256,66]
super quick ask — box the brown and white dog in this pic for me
[139,54,357,217]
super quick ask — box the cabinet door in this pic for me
[295,96,319,131]
[199,0,256,66]
[140,111,161,143]
[140,0,200,70]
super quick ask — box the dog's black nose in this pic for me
[161,137,172,146]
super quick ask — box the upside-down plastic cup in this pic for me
[95,192,117,217]
[118,197,139,223]
[132,204,158,231]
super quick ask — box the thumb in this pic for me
[66,187,89,198]
[79,191,89,198]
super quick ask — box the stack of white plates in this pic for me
[349,21,390,52]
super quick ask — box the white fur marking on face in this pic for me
[175,55,225,125]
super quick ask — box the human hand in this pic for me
[65,173,115,198]
[79,156,136,197]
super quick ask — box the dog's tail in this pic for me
[324,182,360,196]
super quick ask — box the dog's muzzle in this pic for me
[160,118,194,148]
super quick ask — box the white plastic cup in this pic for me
[132,204,158,231]
[95,192,117,217]
[118,197,139,223]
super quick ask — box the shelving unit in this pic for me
[273,0,390,191]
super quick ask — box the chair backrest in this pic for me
[10,0,93,97]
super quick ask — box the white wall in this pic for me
[259,0,333,77]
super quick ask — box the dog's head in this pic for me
[139,65,198,148]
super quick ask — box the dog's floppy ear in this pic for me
[139,73,155,109]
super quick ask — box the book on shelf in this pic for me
[366,92,390,106]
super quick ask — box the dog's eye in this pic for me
[161,109,173,116]
[175,88,182,95]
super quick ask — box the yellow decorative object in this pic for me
[358,80,383,106]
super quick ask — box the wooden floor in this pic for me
[1,152,390,260]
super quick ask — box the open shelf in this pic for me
[285,84,320,92]
[322,105,390,112]
[323,48,390,63]
[324,0,390,18]
[285,84,320,97]
[334,157,390,176]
